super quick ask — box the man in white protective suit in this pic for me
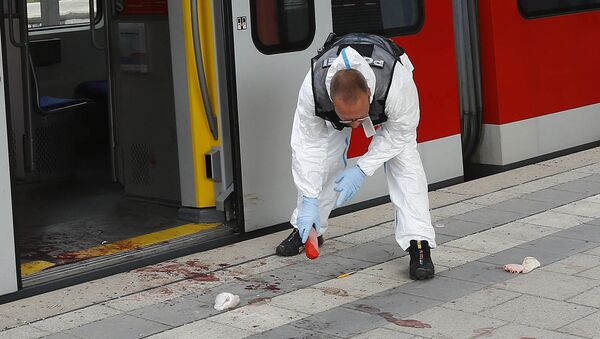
[275,33,436,280]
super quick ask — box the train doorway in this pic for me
[1,0,226,288]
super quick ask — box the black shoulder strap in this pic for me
[315,32,340,59]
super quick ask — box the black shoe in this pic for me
[275,229,325,256]
[318,235,325,246]
[408,240,435,280]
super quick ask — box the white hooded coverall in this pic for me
[290,47,436,250]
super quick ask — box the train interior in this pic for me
[1,0,217,284]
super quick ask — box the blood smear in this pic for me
[305,228,319,260]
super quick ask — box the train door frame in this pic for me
[168,0,238,223]
[2,0,31,181]
[0,25,19,295]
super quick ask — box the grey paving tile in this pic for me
[583,193,600,204]
[558,310,600,339]
[585,244,600,256]
[146,319,250,339]
[0,315,19,331]
[552,179,600,195]
[269,286,358,315]
[542,253,600,275]
[433,218,492,238]
[333,241,406,263]
[553,223,600,243]
[489,198,559,215]
[245,324,342,339]
[373,233,456,246]
[41,333,82,339]
[183,280,277,307]
[442,287,521,314]
[0,325,49,338]
[336,226,394,245]
[481,295,596,330]
[350,327,417,339]
[252,267,328,291]
[555,201,600,218]
[390,306,506,339]
[63,314,169,339]
[516,235,599,255]
[311,272,400,299]
[129,297,217,327]
[453,208,528,227]
[588,218,600,226]
[30,304,122,333]
[479,236,598,266]
[568,286,600,308]
[497,270,598,301]
[372,235,398,246]
[477,247,545,266]
[359,257,414,282]
[210,303,308,333]
[578,265,600,280]
[520,210,594,229]
[185,267,327,307]
[394,276,485,302]
[345,289,441,318]
[482,324,584,339]
[433,233,458,245]
[521,188,589,204]
[432,246,487,268]
[438,261,513,285]
[581,173,600,183]
[443,226,526,254]
[287,253,374,278]
[292,307,386,338]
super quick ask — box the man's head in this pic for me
[330,69,370,128]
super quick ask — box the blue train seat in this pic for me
[28,39,91,179]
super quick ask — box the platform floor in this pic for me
[2,147,600,339]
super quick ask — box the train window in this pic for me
[250,0,316,55]
[519,0,600,18]
[332,0,424,37]
[27,0,100,30]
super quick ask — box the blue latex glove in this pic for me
[335,165,366,207]
[297,197,321,243]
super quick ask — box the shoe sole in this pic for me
[411,268,435,280]
[275,244,303,257]
[275,237,324,257]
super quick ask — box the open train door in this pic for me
[0,28,19,295]
[229,0,332,231]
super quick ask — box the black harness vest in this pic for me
[311,33,405,130]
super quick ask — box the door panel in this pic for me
[232,0,333,230]
[0,33,19,295]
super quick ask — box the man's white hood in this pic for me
[324,46,376,103]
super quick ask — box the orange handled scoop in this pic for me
[305,227,320,260]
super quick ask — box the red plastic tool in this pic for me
[305,227,320,260]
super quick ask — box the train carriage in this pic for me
[0,0,598,300]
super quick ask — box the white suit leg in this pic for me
[291,127,350,235]
[386,141,436,250]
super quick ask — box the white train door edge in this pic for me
[231,1,332,231]
[0,37,19,295]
